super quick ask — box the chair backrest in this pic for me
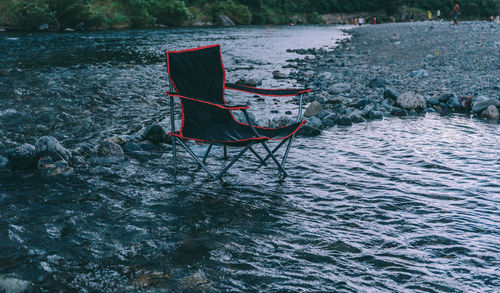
[166,45,233,134]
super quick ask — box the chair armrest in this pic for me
[225,83,311,97]
[165,91,249,110]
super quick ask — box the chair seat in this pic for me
[170,120,305,146]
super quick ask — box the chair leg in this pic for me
[176,139,216,179]
[202,142,213,163]
[223,145,228,160]
[279,134,296,177]
[172,137,177,176]
[249,146,267,165]
[261,142,288,178]
[216,144,252,180]
[261,138,289,164]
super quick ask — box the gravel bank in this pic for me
[277,21,500,133]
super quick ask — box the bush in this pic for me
[205,0,251,24]
[307,12,323,24]
[13,0,55,30]
[149,0,190,26]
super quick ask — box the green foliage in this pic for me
[1,0,498,30]
[204,0,251,24]
[149,1,190,26]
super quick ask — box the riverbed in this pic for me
[0,25,499,292]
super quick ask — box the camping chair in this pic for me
[165,44,311,180]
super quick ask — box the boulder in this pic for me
[143,124,169,144]
[369,110,384,119]
[303,101,322,117]
[472,98,500,113]
[35,136,71,162]
[38,23,49,31]
[397,92,426,110]
[426,96,440,105]
[4,144,36,170]
[383,88,399,101]
[328,83,351,94]
[215,15,235,26]
[348,110,365,123]
[391,107,408,116]
[368,78,387,89]
[480,105,499,120]
[446,96,461,110]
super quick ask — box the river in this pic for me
[0,25,498,292]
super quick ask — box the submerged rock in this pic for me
[397,92,426,110]
[37,156,73,177]
[88,141,125,165]
[235,77,262,87]
[4,144,36,171]
[0,275,33,293]
[35,136,71,162]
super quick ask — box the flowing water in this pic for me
[0,26,499,292]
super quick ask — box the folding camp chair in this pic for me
[165,44,311,180]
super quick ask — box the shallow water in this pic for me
[1,26,499,292]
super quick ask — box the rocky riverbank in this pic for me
[1,21,499,176]
[265,21,499,134]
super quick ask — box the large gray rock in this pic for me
[4,144,36,170]
[397,92,426,110]
[35,136,71,162]
[480,105,499,120]
[235,77,262,87]
[303,101,323,117]
[306,116,322,127]
[472,98,500,113]
[328,83,351,94]
[215,15,235,26]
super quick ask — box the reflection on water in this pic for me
[0,26,499,292]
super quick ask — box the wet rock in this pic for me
[88,141,125,165]
[0,275,33,293]
[272,70,287,79]
[426,96,440,105]
[307,116,322,128]
[143,124,169,144]
[328,83,351,94]
[297,124,321,136]
[123,142,142,153]
[368,78,387,89]
[391,107,408,116]
[337,115,353,126]
[446,96,461,110]
[303,101,322,117]
[348,110,365,123]
[471,98,500,113]
[69,155,85,166]
[369,110,384,119]
[397,92,426,110]
[439,93,455,102]
[424,107,436,113]
[480,105,499,120]
[108,137,127,146]
[37,156,73,177]
[269,116,293,128]
[215,15,235,26]
[460,95,473,110]
[383,88,399,101]
[5,144,36,170]
[35,136,71,162]
[235,77,262,87]
[73,143,92,158]
[410,69,429,78]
